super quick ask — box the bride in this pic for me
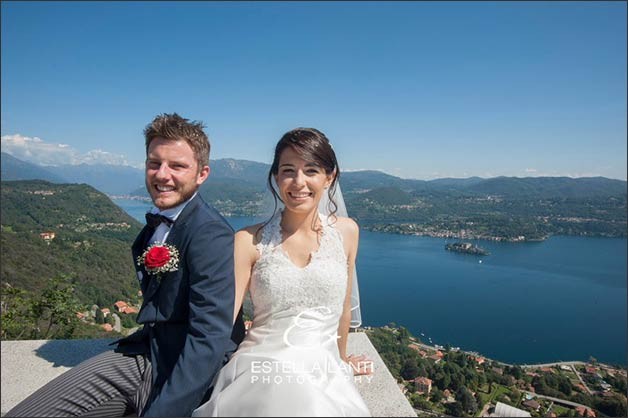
[193,128,371,417]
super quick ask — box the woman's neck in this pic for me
[280,207,320,235]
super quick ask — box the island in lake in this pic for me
[445,241,490,256]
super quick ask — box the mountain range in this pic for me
[2,151,626,200]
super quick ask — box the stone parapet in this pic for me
[1,333,415,416]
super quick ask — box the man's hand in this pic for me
[346,353,374,376]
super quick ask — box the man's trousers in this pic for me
[5,350,152,417]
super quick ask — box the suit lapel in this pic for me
[162,193,200,247]
[137,194,203,301]
[133,226,154,293]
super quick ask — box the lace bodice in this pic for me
[250,211,348,321]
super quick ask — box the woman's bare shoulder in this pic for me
[332,216,359,240]
[235,222,267,246]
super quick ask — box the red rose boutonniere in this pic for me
[137,242,180,277]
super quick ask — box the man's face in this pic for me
[145,137,209,210]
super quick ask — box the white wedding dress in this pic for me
[192,211,371,417]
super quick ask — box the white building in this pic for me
[490,401,531,417]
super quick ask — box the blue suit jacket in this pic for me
[116,194,245,417]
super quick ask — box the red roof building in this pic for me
[39,232,56,241]
[114,301,128,311]
[414,377,432,395]
[123,306,138,314]
[428,354,442,363]
[575,406,596,417]
[522,400,541,411]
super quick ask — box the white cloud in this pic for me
[342,168,370,172]
[343,167,394,174]
[520,168,607,178]
[1,134,133,166]
[83,149,131,166]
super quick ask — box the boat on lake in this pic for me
[445,241,490,256]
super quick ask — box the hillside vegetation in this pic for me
[1,180,142,306]
[2,151,626,240]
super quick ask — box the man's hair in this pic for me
[144,113,210,170]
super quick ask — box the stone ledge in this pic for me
[1,333,415,417]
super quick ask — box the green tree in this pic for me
[506,365,524,380]
[120,312,138,329]
[464,367,479,390]
[557,377,573,396]
[449,370,466,391]
[401,358,420,380]
[0,283,37,339]
[397,326,410,342]
[593,397,627,417]
[477,371,487,388]
[410,394,432,410]
[31,275,82,339]
[606,374,627,393]
[456,386,478,415]
[510,388,521,405]
[445,401,464,417]
[95,308,105,324]
[476,392,486,411]
[430,388,443,403]
[435,372,451,390]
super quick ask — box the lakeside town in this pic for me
[365,326,627,418]
[363,223,535,242]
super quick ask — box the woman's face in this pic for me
[275,146,333,214]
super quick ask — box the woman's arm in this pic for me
[232,227,259,323]
[336,217,359,362]
[336,217,373,376]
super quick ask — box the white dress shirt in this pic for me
[148,192,198,244]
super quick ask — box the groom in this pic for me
[6,113,245,417]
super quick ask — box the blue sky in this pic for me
[2,1,626,180]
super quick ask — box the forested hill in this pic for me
[1,180,142,307]
[341,171,627,199]
[2,152,626,239]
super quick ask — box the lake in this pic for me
[114,198,627,366]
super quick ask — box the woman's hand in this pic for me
[346,354,374,376]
